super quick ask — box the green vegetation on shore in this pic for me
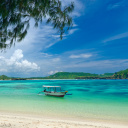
[43,72,114,79]
[43,72,99,79]
[0,75,10,80]
[0,69,128,80]
[114,69,128,79]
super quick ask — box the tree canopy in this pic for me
[0,0,74,50]
[114,69,128,79]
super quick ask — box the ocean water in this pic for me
[0,80,128,123]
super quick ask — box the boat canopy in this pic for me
[43,86,61,88]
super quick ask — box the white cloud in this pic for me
[41,53,53,57]
[0,69,8,72]
[68,29,78,35]
[48,70,62,75]
[63,59,128,68]
[12,49,23,60]
[103,32,128,43]
[107,1,124,10]
[69,54,92,59]
[52,58,60,62]
[48,71,54,75]
[7,49,23,65]
[60,59,128,74]
[0,49,40,74]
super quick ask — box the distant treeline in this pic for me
[114,69,128,79]
[43,72,114,79]
[11,78,26,80]
[75,76,114,79]
[0,75,27,80]
[0,75,10,80]
[0,69,128,80]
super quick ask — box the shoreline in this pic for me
[0,112,128,128]
[1,79,128,81]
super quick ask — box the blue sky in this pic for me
[0,0,128,77]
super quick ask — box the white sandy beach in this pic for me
[0,112,128,128]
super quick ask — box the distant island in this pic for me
[43,72,114,79]
[0,69,128,80]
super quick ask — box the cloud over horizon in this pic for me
[0,49,40,75]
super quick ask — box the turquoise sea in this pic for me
[0,80,128,123]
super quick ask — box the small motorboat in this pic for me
[42,85,68,97]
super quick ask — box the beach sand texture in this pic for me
[0,113,128,128]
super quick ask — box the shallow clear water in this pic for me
[0,80,128,122]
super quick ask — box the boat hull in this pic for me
[44,92,66,97]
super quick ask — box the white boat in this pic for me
[42,86,68,97]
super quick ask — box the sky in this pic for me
[0,0,128,77]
